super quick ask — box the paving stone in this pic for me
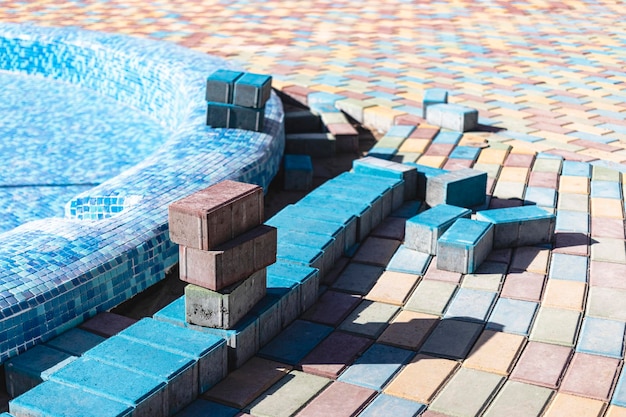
[548,253,588,282]
[528,171,558,188]
[299,331,372,379]
[420,318,484,360]
[560,352,620,401]
[591,180,622,199]
[423,259,463,283]
[532,157,562,173]
[301,290,361,327]
[553,231,589,256]
[45,327,106,357]
[577,317,625,359]
[555,210,589,234]
[590,261,626,289]
[591,237,626,263]
[591,217,625,239]
[587,287,626,321]
[371,217,406,241]
[612,366,626,408]
[429,368,504,417]
[294,381,376,417]
[332,262,384,295]
[591,197,624,218]
[557,192,589,212]
[463,330,526,375]
[559,175,590,194]
[509,341,572,389]
[426,168,487,208]
[352,237,402,266]
[404,280,458,316]
[353,156,418,201]
[529,307,581,347]
[338,300,400,338]
[247,371,330,417]
[358,393,426,417]
[543,275,587,312]
[173,399,240,417]
[437,218,494,274]
[204,357,292,409]
[501,270,545,302]
[492,180,526,200]
[607,406,626,417]
[461,261,507,292]
[543,392,605,417]
[510,246,550,274]
[80,312,137,338]
[377,310,439,350]
[385,245,432,276]
[486,298,538,336]
[404,204,472,254]
[258,320,333,365]
[338,343,414,390]
[365,270,419,305]
[443,287,497,323]
[482,380,553,417]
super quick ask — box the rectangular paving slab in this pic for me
[299,331,372,379]
[359,393,426,417]
[486,297,539,336]
[385,245,432,276]
[404,204,472,254]
[258,320,333,365]
[365,270,419,306]
[463,330,526,375]
[482,380,553,417]
[301,290,362,327]
[404,280,458,316]
[509,341,572,389]
[377,310,439,350]
[543,393,605,417]
[420,318,484,360]
[443,287,497,323]
[338,300,400,339]
[560,352,620,401]
[576,316,626,359]
[587,287,626,321]
[294,381,377,417]
[331,262,384,295]
[529,306,581,347]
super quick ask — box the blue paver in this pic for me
[591,180,622,199]
[548,253,588,282]
[206,69,243,103]
[45,328,106,357]
[432,131,462,145]
[386,245,432,276]
[444,288,498,323]
[337,343,414,390]
[576,317,625,359]
[524,187,557,208]
[358,393,426,417]
[561,161,591,177]
[426,168,488,209]
[486,298,539,336]
[422,88,449,117]
[437,218,494,274]
[555,210,589,234]
[283,154,313,191]
[405,204,472,254]
[174,399,240,417]
[233,72,272,109]
[258,319,333,365]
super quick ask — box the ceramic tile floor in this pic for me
[3,0,626,416]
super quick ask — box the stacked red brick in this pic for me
[168,180,277,329]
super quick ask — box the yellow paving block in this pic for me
[579,148,625,163]
[559,176,590,194]
[542,280,586,311]
[399,139,430,154]
[591,198,624,219]
[539,131,578,144]
[463,330,526,375]
[543,393,605,417]
[498,167,530,183]
[508,140,553,154]
[563,122,613,137]
[606,405,626,417]
[416,155,447,169]
[383,354,459,404]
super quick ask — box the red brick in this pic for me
[168,180,263,250]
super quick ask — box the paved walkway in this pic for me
[3,1,626,416]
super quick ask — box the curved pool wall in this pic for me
[0,23,285,363]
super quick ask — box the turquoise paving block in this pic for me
[443,288,497,323]
[352,156,417,201]
[548,253,588,282]
[524,187,557,208]
[405,204,472,254]
[404,162,448,201]
[392,200,422,219]
[359,393,426,417]
[426,168,487,208]
[233,72,272,109]
[307,91,343,106]
[267,273,302,327]
[250,294,282,347]
[561,161,591,177]
[229,104,265,131]
[267,214,345,253]
[476,205,555,248]
[330,171,404,215]
[9,380,133,417]
[368,146,397,160]
[338,343,414,391]
[437,218,494,274]
[84,335,197,415]
[258,319,333,365]
[197,314,260,371]
[206,102,231,128]
[432,131,462,145]
[48,357,167,417]
[284,154,313,191]
[422,88,448,117]
[591,180,622,199]
[486,298,539,336]
[555,210,589,234]
[576,317,625,359]
[386,245,432,276]
[45,327,106,356]
[118,318,227,393]
[4,344,76,398]
[449,145,481,160]
[206,69,243,103]
[612,367,626,407]
[175,399,240,417]
[277,242,327,278]
[268,261,320,313]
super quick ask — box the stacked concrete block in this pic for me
[476,205,556,249]
[437,218,494,274]
[283,154,314,191]
[405,204,472,254]
[422,88,449,118]
[405,162,449,201]
[426,168,487,208]
[426,103,479,132]
[353,156,418,201]
[285,132,336,157]
[168,180,277,331]
[205,69,272,132]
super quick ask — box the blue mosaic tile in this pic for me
[576,317,625,359]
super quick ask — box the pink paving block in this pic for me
[592,217,625,239]
[395,114,425,125]
[500,270,546,302]
[179,225,277,291]
[443,159,473,170]
[553,232,589,256]
[504,153,535,168]
[282,85,316,105]
[299,331,372,379]
[560,352,620,401]
[423,259,462,283]
[528,171,558,189]
[424,143,454,157]
[589,261,626,289]
[295,381,376,417]
[510,341,572,389]
[79,312,137,338]
[168,180,263,250]
[410,127,439,140]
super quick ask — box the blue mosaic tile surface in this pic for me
[0,23,284,364]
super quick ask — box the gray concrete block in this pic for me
[476,205,556,249]
[437,218,494,274]
[285,133,336,157]
[233,72,272,109]
[425,168,487,208]
[405,204,472,254]
[206,69,243,103]
[426,103,478,132]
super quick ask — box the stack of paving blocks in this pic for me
[423,88,478,132]
[206,69,272,132]
[168,180,277,330]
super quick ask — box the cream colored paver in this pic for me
[543,392,605,417]
[541,280,586,311]
[463,330,526,375]
[365,271,420,306]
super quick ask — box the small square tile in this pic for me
[443,288,497,323]
[352,237,402,266]
[358,393,426,417]
[511,246,550,274]
[384,354,459,404]
[577,317,625,359]
[258,320,334,365]
[332,262,384,295]
[486,298,538,336]
[591,198,624,218]
[612,367,626,407]
[386,246,432,276]
[510,341,572,389]
[529,307,581,347]
[542,280,586,311]
[301,290,361,327]
[294,381,376,417]
[543,393,605,417]
[176,399,240,417]
[423,259,463,283]
[559,176,589,194]
[591,180,622,199]
[365,271,420,305]
[338,343,414,390]
[591,237,626,264]
[549,253,588,282]
[338,300,400,338]
[528,171,558,188]
[590,261,626,289]
[553,232,589,256]
[607,406,626,417]
[560,352,620,401]
[463,330,526,375]
[501,270,545,302]
[587,287,626,321]
[555,210,589,234]
[461,262,507,292]
[299,331,372,379]
[557,193,589,213]
[591,217,625,239]
[420,319,484,360]
[377,310,439,350]
[429,368,504,417]
[404,280,458,316]
[482,380,553,417]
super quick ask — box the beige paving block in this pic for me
[511,246,551,274]
[558,192,590,212]
[542,280,586,311]
[477,148,509,165]
[404,280,458,316]
[417,155,447,168]
[363,105,406,133]
[543,392,605,417]
[606,405,626,417]
[591,197,624,219]
[365,271,420,306]
[399,138,430,153]
[591,237,626,264]
[463,330,526,375]
[498,167,530,183]
[377,310,439,350]
[383,354,459,404]
[559,176,590,194]
[482,381,554,417]
[472,163,501,179]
